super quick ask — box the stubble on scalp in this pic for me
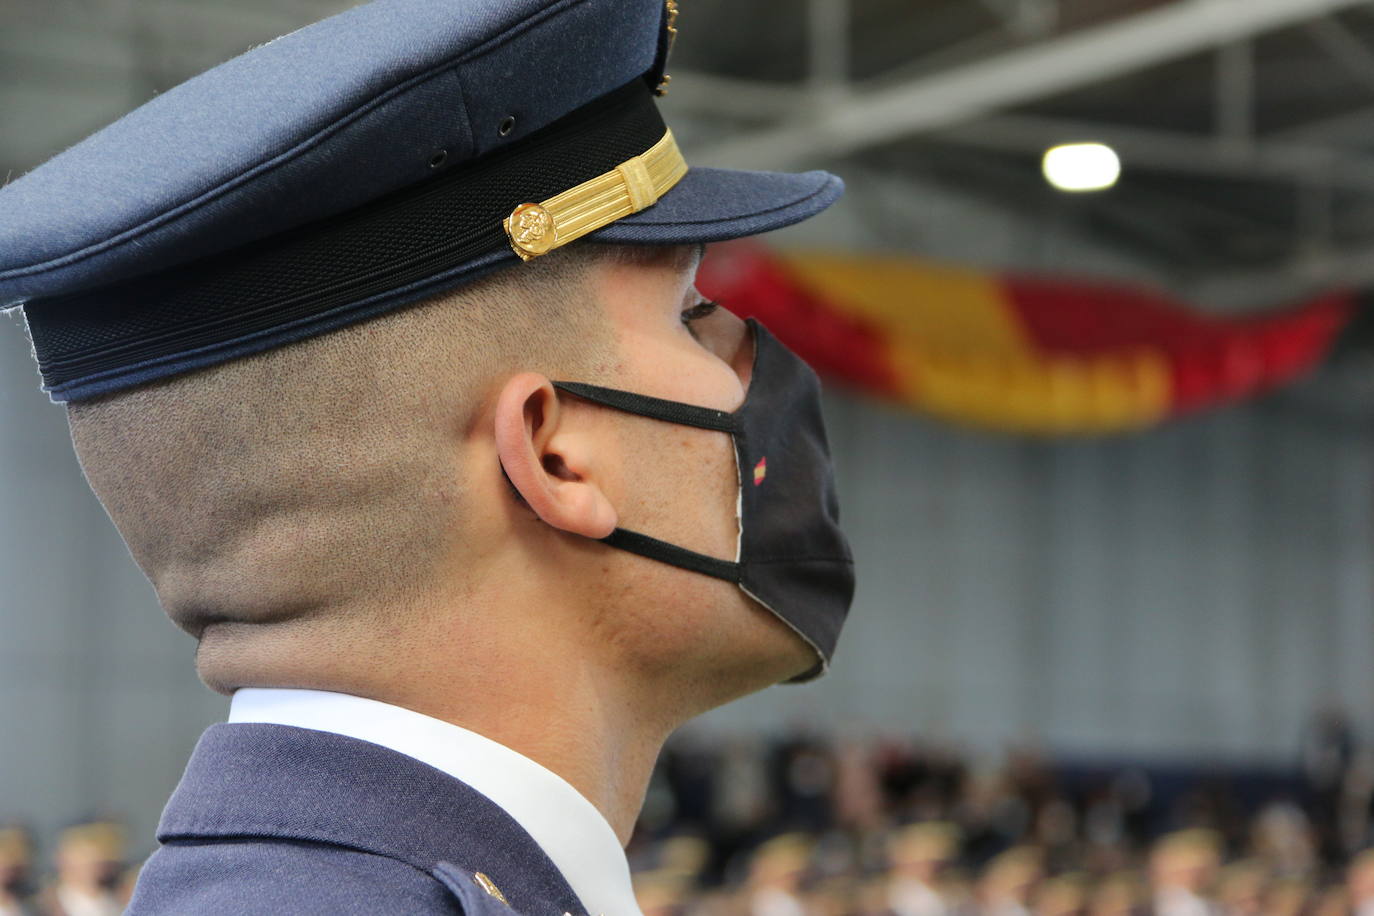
[63,244,685,688]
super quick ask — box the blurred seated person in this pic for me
[1249,804,1317,881]
[116,859,143,911]
[36,822,126,916]
[1350,849,1374,916]
[1262,878,1312,916]
[748,834,814,916]
[888,823,963,916]
[1310,884,1349,916]
[810,877,863,916]
[0,827,35,916]
[976,848,1046,916]
[634,869,691,916]
[1149,830,1223,916]
[1033,873,1090,916]
[658,835,712,885]
[1089,872,1146,916]
[1215,861,1267,916]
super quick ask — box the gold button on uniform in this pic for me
[473,872,509,905]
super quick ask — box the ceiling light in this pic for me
[1042,143,1121,192]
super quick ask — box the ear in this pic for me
[494,372,618,540]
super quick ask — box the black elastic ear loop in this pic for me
[549,381,745,582]
[602,529,742,583]
[499,462,742,582]
[552,382,740,433]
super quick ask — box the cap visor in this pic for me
[590,167,842,245]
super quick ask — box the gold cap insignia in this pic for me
[504,203,558,260]
[502,129,688,261]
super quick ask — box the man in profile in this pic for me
[0,0,855,913]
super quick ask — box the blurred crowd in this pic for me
[1,710,1369,916]
[626,709,1374,916]
[0,821,133,916]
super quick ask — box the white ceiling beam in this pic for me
[669,77,1374,192]
[699,0,1374,169]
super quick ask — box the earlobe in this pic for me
[494,372,618,540]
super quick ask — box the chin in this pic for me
[769,630,825,684]
[701,598,821,699]
[634,575,822,709]
[745,590,821,676]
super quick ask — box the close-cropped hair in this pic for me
[64,242,688,649]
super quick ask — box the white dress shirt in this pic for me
[228,687,640,916]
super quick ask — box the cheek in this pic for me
[614,411,741,560]
[604,322,747,555]
[614,321,746,412]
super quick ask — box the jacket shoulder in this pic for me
[127,839,475,915]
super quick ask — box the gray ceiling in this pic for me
[662,0,1374,289]
[6,0,1374,291]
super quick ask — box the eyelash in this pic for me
[681,300,721,326]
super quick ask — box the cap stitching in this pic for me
[603,174,839,226]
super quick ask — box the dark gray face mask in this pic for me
[552,319,855,682]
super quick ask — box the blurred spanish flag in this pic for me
[698,242,1355,436]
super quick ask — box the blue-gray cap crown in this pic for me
[3,0,843,403]
[0,0,666,302]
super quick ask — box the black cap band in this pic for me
[27,78,667,393]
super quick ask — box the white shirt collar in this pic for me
[228,687,639,916]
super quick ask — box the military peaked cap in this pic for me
[0,0,842,402]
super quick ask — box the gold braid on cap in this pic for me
[503,128,688,261]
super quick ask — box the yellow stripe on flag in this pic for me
[775,250,1174,434]
[777,252,1032,357]
[890,346,1172,435]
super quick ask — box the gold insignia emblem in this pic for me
[656,0,680,97]
[504,202,558,260]
[499,130,688,261]
[473,872,510,906]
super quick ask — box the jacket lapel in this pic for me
[158,723,590,916]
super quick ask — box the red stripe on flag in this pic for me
[697,242,901,398]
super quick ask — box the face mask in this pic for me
[552,319,855,682]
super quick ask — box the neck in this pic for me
[225,576,682,845]
[377,647,673,844]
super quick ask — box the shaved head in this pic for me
[66,243,690,690]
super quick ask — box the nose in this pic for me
[691,304,755,391]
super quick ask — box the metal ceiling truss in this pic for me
[668,0,1374,289]
[697,0,1374,169]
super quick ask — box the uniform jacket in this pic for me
[126,723,592,916]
